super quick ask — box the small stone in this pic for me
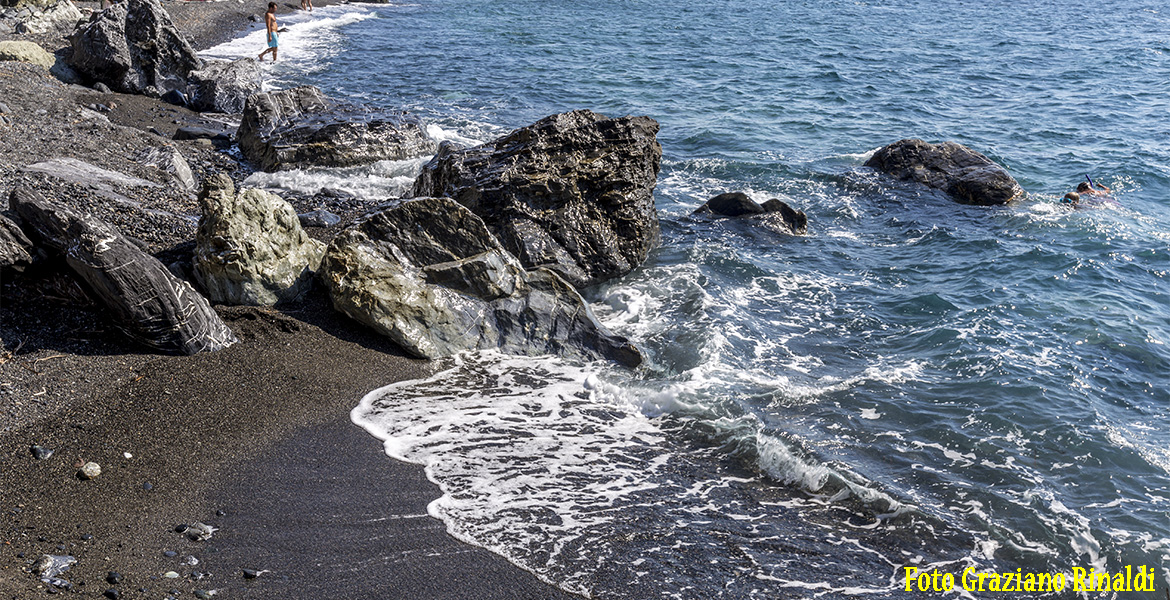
[180,555,199,566]
[215,510,226,517]
[143,482,154,491]
[194,590,214,599]
[78,462,101,480]
[106,571,121,585]
[185,522,216,542]
[123,452,133,459]
[241,568,260,579]
[104,588,120,600]
[0,101,10,113]
[55,544,66,552]
[93,82,112,93]
[173,524,189,533]
[163,550,177,558]
[80,534,93,541]
[163,571,180,579]
[30,445,54,460]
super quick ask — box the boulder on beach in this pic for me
[236,85,437,172]
[413,110,662,289]
[135,145,196,192]
[193,175,326,306]
[10,187,238,355]
[67,0,202,96]
[320,197,642,367]
[693,192,808,234]
[187,58,260,114]
[864,138,1025,206]
[0,40,54,69]
[13,0,81,35]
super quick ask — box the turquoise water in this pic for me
[213,0,1170,596]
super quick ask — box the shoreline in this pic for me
[0,2,583,598]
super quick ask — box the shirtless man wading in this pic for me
[258,2,279,62]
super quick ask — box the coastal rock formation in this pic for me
[67,0,202,96]
[187,58,260,114]
[135,146,196,191]
[193,175,326,306]
[0,213,38,272]
[12,0,80,34]
[413,110,662,288]
[237,86,436,172]
[693,192,808,234]
[320,197,642,367]
[10,187,237,354]
[864,139,1025,206]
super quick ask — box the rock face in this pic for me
[14,0,81,34]
[237,86,437,172]
[320,197,641,367]
[67,0,202,96]
[413,110,662,289]
[193,175,326,306]
[0,213,38,272]
[0,40,54,69]
[10,187,237,354]
[135,146,196,191]
[187,58,260,114]
[694,192,808,234]
[864,139,1025,206]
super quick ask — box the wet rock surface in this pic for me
[237,85,436,172]
[864,138,1025,206]
[414,109,662,288]
[193,174,325,306]
[321,197,642,366]
[694,191,808,234]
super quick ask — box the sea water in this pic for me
[205,1,1170,597]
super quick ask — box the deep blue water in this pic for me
[210,1,1170,597]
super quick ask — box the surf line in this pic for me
[902,565,1158,593]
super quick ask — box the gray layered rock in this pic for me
[413,110,662,289]
[0,213,38,272]
[237,86,437,172]
[321,197,641,367]
[67,0,202,96]
[188,58,260,114]
[864,139,1025,206]
[694,192,808,234]
[10,187,237,354]
[193,175,325,306]
[135,146,195,191]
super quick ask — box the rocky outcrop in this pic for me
[413,110,662,289]
[135,146,196,192]
[320,197,641,367]
[67,0,202,96]
[694,192,808,234]
[0,213,38,272]
[864,139,1024,206]
[193,175,326,306]
[0,40,53,68]
[187,58,260,114]
[237,86,436,172]
[10,187,237,354]
[12,0,80,34]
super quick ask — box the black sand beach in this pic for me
[0,2,580,598]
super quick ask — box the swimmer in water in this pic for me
[1076,181,1111,196]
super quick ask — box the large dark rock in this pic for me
[864,139,1024,206]
[187,58,260,114]
[320,197,642,367]
[66,0,202,96]
[413,110,662,289]
[693,192,808,234]
[237,86,437,172]
[0,213,38,272]
[10,187,237,354]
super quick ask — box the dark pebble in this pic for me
[106,572,121,585]
[37,536,47,542]
[163,550,177,558]
[103,588,120,600]
[174,524,188,533]
[241,568,259,579]
[30,445,54,460]
[16,553,23,558]
[81,534,93,541]
[143,482,154,491]
[194,590,213,600]
[56,544,66,551]
[215,510,226,517]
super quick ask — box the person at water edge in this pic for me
[258,2,279,62]
[301,0,313,11]
[1076,181,1111,196]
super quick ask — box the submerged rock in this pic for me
[193,175,325,306]
[693,192,808,234]
[10,187,238,354]
[237,85,436,172]
[187,58,260,114]
[414,110,661,288]
[321,197,641,366]
[864,138,1024,206]
[67,0,202,96]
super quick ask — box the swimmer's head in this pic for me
[1076,182,1091,193]
[1062,192,1080,205]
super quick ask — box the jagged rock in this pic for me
[320,197,641,366]
[297,209,340,228]
[67,0,202,96]
[14,0,80,35]
[135,146,195,191]
[413,110,661,288]
[236,85,436,172]
[187,58,260,114]
[864,138,1025,206]
[193,175,325,306]
[0,212,38,272]
[9,187,237,354]
[694,192,808,234]
[160,88,188,107]
[0,40,54,69]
